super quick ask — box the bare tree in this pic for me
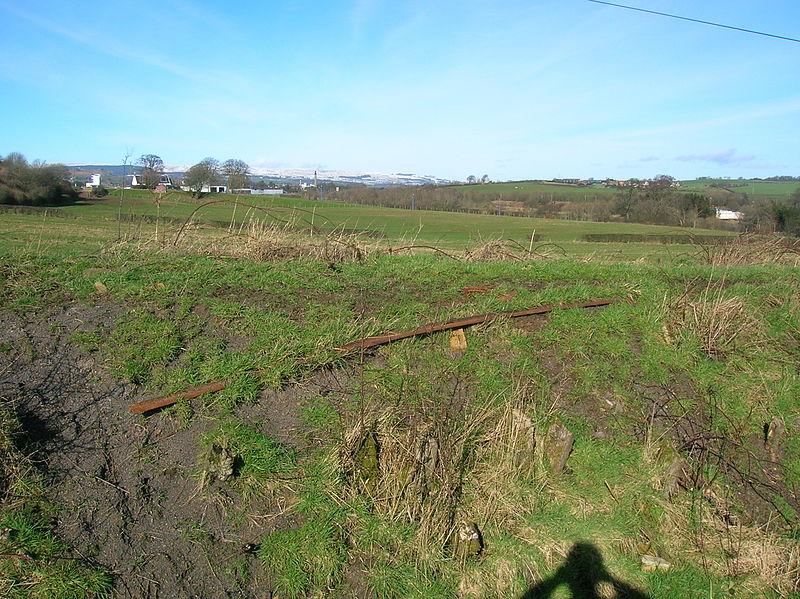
[221,158,250,191]
[137,154,164,189]
[183,157,220,197]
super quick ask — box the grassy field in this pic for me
[1,201,798,598]
[0,189,733,261]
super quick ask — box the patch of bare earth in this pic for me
[0,304,330,598]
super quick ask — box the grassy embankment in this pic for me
[0,199,798,598]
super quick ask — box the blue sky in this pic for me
[1,0,798,181]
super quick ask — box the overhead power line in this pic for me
[587,0,800,43]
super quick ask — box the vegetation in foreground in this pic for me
[0,208,798,598]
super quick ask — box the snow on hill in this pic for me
[67,164,452,187]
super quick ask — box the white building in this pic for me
[85,173,101,188]
[716,209,743,221]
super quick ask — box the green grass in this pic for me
[454,178,800,204]
[1,201,798,598]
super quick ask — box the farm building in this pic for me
[716,208,743,220]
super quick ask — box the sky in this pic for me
[0,0,798,182]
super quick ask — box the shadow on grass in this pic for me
[519,541,650,599]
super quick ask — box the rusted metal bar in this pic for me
[130,379,231,414]
[460,285,495,295]
[336,297,622,353]
[130,297,623,415]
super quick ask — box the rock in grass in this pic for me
[641,554,671,572]
[205,443,236,482]
[353,429,380,494]
[512,409,536,473]
[765,417,785,461]
[545,419,574,475]
[453,521,483,559]
[449,328,468,352]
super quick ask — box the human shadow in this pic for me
[518,541,650,599]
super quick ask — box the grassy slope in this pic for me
[0,207,798,598]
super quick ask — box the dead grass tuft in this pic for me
[695,235,800,267]
[666,282,765,358]
[463,239,565,262]
[661,491,800,596]
[339,383,551,561]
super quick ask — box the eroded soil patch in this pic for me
[0,305,336,598]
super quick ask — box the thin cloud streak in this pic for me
[676,149,757,165]
[2,4,204,84]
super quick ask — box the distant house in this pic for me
[126,173,174,189]
[85,173,101,188]
[231,188,284,196]
[179,184,227,193]
[716,209,743,221]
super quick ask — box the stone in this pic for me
[416,435,439,481]
[205,443,236,482]
[663,456,690,500]
[512,409,536,472]
[765,417,785,461]
[641,554,671,572]
[453,521,483,560]
[353,429,380,493]
[545,419,574,475]
[449,328,468,351]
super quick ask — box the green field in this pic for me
[0,189,733,261]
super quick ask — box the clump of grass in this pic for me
[665,283,764,358]
[258,518,347,599]
[199,421,296,499]
[108,309,182,384]
[463,239,564,262]
[230,220,370,263]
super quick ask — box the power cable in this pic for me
[587,0,800,43]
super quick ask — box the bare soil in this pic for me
[0,303,342,599]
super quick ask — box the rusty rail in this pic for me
[130,379,231,414]
[130,297,623,415]
[335,297,622,353]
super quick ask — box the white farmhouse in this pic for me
[85,173,101,188]
[716,208,744,221]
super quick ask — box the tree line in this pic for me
[329,175,800,234]
[0,152,79,206]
